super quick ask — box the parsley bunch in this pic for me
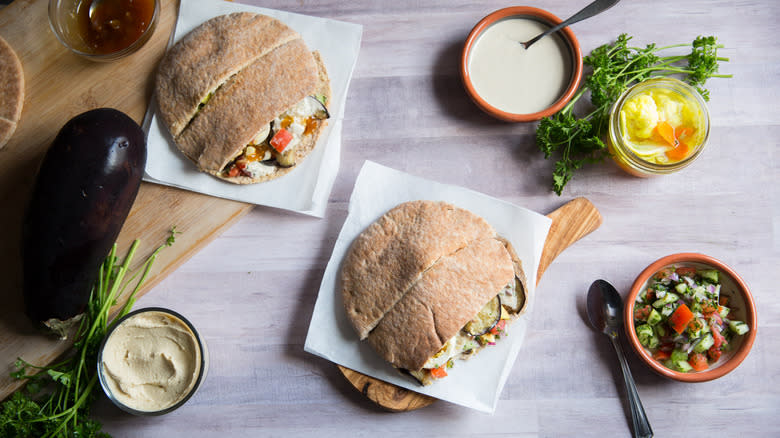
[0,230,177,438]
[537,34,731,195]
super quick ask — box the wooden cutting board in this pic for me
[0,0,253,400]
[338,197,603,411]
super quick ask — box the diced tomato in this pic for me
[430,366,448,379]
[634,305,652,321]
[711,325,726,349]
[645,288,656,302]
[654,268,674,280]
[707,345,722,362]
[270,128,293,153]
[687,318,704,334]
[702,300,718,316]
[489,319,507,335]
[709,312,723,328]
[668,303,695,334]
[688,352,709,371]
[227,166,240,177]
[653,350,671,361]
[675,267,697,277]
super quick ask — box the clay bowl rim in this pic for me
[460,6,584,122]
[624,253,758,383]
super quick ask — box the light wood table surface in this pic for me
[14,0,780,436]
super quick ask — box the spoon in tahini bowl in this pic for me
[521,0,621,49]
[587,279,653,438]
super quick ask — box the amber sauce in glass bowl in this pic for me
[49,0,159,61]
[75,0,155,54]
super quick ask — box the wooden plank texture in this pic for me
[0,0,252,398]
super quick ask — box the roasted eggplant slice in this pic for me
[464,295,502,336]
[307,95,330,120]
[275,148,297,167]
[502,275,527,314]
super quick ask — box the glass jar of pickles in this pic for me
[608,77,710,177]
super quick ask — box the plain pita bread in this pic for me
[0,35,24,149]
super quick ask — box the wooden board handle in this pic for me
[536,197,603,284]
[338,197,602,412]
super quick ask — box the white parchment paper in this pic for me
[143,0,363,217]
[304,161,552,413]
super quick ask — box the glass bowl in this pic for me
[48,0,159,62]
[97,307,208,415]
[608,77,710,177]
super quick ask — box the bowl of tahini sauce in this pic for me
[461,7,583,122]
[97,308,207,415]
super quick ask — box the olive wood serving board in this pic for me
[0,0,253,400]
[337,197,603,412]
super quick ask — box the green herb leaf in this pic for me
[0,228,177,438]
[536,34,731,195]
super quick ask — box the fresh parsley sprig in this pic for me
[537,34,731,195]
[0,228,178,438]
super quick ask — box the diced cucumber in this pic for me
[675,283,688,295]
[653,292,679,308]
[670,348,688,363]
[718,306,730,318]
[700,269,719,283]
[693,286,707,301]
[673,360,693,372]
[661,303,676,317]
[654,324,667,337]
[647,309,662,326]
[693,334,714,353]
[636,324,658,348]
[729,320,750,335]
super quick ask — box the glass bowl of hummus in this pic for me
[97,308,207,415]
[607,77,711,177]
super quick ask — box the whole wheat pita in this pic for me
[155,12,330,184]
[340,200,528,384]
[0,35,24,149]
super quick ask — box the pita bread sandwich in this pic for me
[155,12,330,184]
[0,35,24,150]
[341,200,528,385]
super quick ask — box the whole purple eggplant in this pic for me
[22,108,146,332]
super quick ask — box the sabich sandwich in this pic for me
[341,200,528,385]
[155,12,331,184]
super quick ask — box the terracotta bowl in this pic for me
[624,253,757,382]
[460,6,583,122]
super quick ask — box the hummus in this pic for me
[100,310,202,412]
